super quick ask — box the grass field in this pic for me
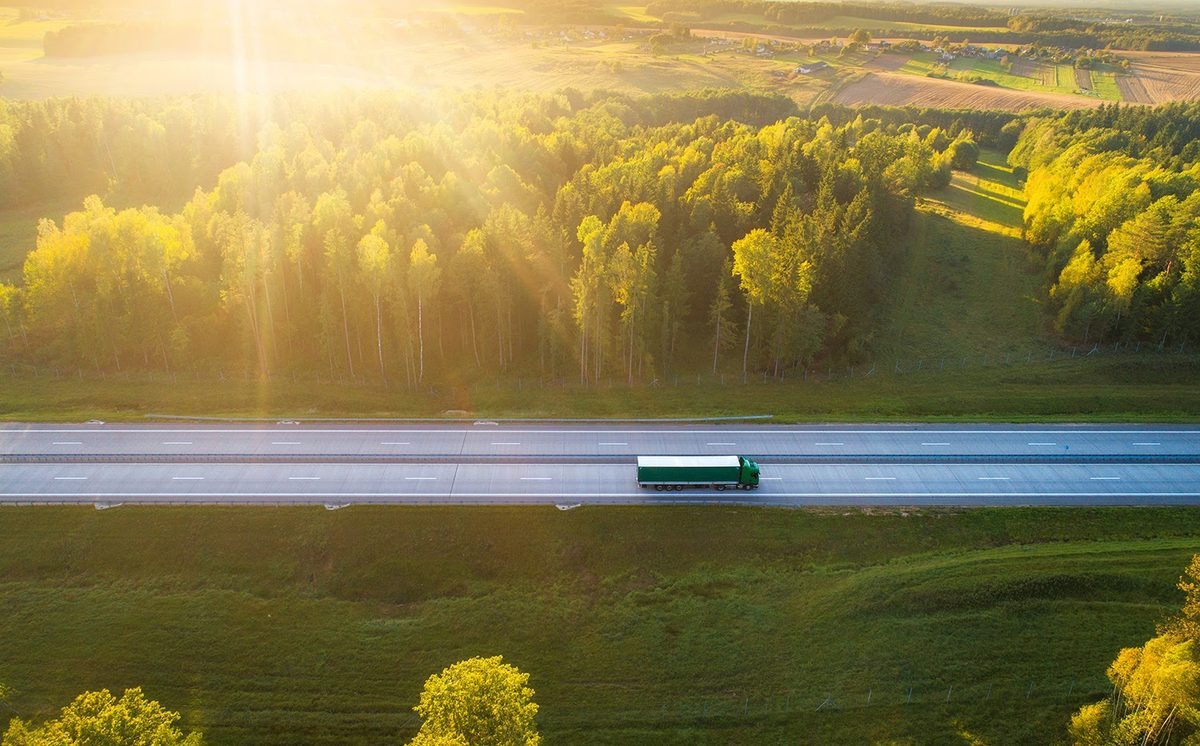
[2,351,1199,422]
[0,506,1195,744]
[879,150,1038,361]
[1092,70,1123,101]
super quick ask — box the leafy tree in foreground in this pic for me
[1068,555,1200,746]
[2,687,202,746]
[410,656,540,746]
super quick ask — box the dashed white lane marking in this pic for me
[272,441,302,445]
[162,441,193,445]
[759,477,783,481]
[864,477,896,481]
[1091,476,1122,481]
[52,441,82,445]
[380,442,410,446]
[288,476,320,481]
[815,442,844,446]
[1132,442,1161,446]
[706,442,736,446]
[1027,442,1057,446]
[978,477,1011,481]
[172,476,204,481]
[53,476,87,480]
[404,477,437,481]
[520,477,553,481]
[598,442,628,446]
[491,442,521,446]
[922,442,951,446]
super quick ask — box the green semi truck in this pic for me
[636,455,760,491]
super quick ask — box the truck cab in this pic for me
[739,456,761,487]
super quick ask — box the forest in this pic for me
[1011,102,1200,348]
[3,90,1199,386]
[0,91,965,386]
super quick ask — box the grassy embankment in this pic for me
[0,506,1196,745]
[5,150,1197,423]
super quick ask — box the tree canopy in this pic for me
[1068,555,1200,746]
[410,656,540,746]
[0,90,959,384]
[2,687,202,746]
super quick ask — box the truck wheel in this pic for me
[715,484,726,491]
[654,484,664,491]
[673,484,684,491]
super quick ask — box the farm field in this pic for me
[1120,54,1200,104]
[809,15,1006,34]
[829,71,1099,111]
[0,506,1196,744]
[1,10,1199,109]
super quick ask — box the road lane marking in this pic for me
[272,441,302,445]
[978,477,1011,481]
[288,476,320,481]
[162,441,193,445]
[380,442,411,445]
[706,442,736,446]
[760,477,783,481]
[814,442,844,446]
[53,476,87,480]
[1091,476,1122,480]
[864,477,896,481]
[491,442,521,446]
[8,491,1200,501]
[404,477,437,481]
[598,442,628,446]
[1132,443,1161,446]
[172,476,204,481]
[921,442,951,446]
[52,441,82,445]
[18,428,1200,434]
[520,477,553,481]
[1027,442,1057,446]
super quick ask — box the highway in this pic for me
[0,423,1198,507]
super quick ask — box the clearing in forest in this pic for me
[878,149,1042,361]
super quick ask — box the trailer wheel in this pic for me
[673,484,684,491]
[715,484,726,491]
[654,484,664,491]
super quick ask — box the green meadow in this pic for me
[0,506,1196,744]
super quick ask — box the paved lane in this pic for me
[2,423,1198,506]
[2,423,1199,458]
[3,462,1200,507]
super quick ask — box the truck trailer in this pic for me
[636,455,760,491]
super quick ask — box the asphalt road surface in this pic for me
[1,423,1198,507]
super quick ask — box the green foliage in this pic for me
[411,657,539,746]
[1069,599,1200,745]
[0,91,949,383]
[0,507,1197,744]
[2,687,201,746]
[948,136,980,171]
[1012,103,1200,345]
[1067,555,1200,745]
